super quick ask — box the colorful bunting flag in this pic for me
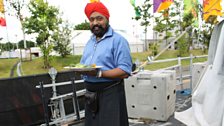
[130,0,141,17]
[203,0,222,21]
[130,0,135,7]
[184,0,199,26]
[153,0,173,13]
[90,0,100,3]
[0,17,6,26]
[184,0,198,15]
[0,0,6,27]
[0,0,4,13]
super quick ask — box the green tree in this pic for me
[132,0,153,51]
[74,20,90,30]
[18,40,35,49]
[52,21,72,57]
[182,12,195,50]
[177,34,189,56]
[200,18,216,52]
[1,42,14,51]
[23,0,62,68]
[154,1,181,45]
[149,42,159,56]
[181,13,194,31]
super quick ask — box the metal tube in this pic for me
[189,54,193,93]
[71,78,80,121]
[52,79,57,97]
[40,82,50,126]
[178,57,183,90]
[36,80,84,88]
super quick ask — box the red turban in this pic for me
[84,2,110,20]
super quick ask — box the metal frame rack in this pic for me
[36,78,86,126]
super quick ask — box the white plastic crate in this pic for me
[125,70,176,121]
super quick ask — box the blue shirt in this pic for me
[80,26,132,82]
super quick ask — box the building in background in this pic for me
[71,30,144,55]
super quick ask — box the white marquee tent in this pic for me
[71,30,144,55]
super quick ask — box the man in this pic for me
[80,2,132,126]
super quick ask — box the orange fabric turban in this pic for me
[84,2,110,20]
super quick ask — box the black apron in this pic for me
[84,80,129,126]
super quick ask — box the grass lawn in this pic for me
[0,49,208,78]
[132,50,208,70]
[0,58,20,78]
[21,55,82,75]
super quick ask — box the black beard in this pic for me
[90,24,109,38]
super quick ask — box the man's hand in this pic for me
[76,69,98,77]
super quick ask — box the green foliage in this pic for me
[132,0,152,28]
[74,20,90,30]
[164,31,173,40]
[154,1,182,44]
[177,34,189,56]
[53,21,72,57]
[40,44,53,68]
[199,22,215,51]
[131,0,153,51]
[149,42,159,56]
[23,0,62,68]
[18,40,35,49]
[182,12,194,30]
[0,42,16,51]
[23,0,62,45]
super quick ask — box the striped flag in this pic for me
[203,0,222,21]
[153,0,173,13]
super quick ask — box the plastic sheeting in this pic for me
[175,20,224,126]
[0,71,85,126]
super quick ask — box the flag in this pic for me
[0,17,6,26]
[153,0,173,13]
[184,0,198,16]
[184,0,199,26]
[0,0,6,26]
[130,0,140,17]
[203,0,222,21]
[90,0,100,3]
[0,0,4,13]
[130,0,135,7]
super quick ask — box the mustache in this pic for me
[91,24,103,30]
